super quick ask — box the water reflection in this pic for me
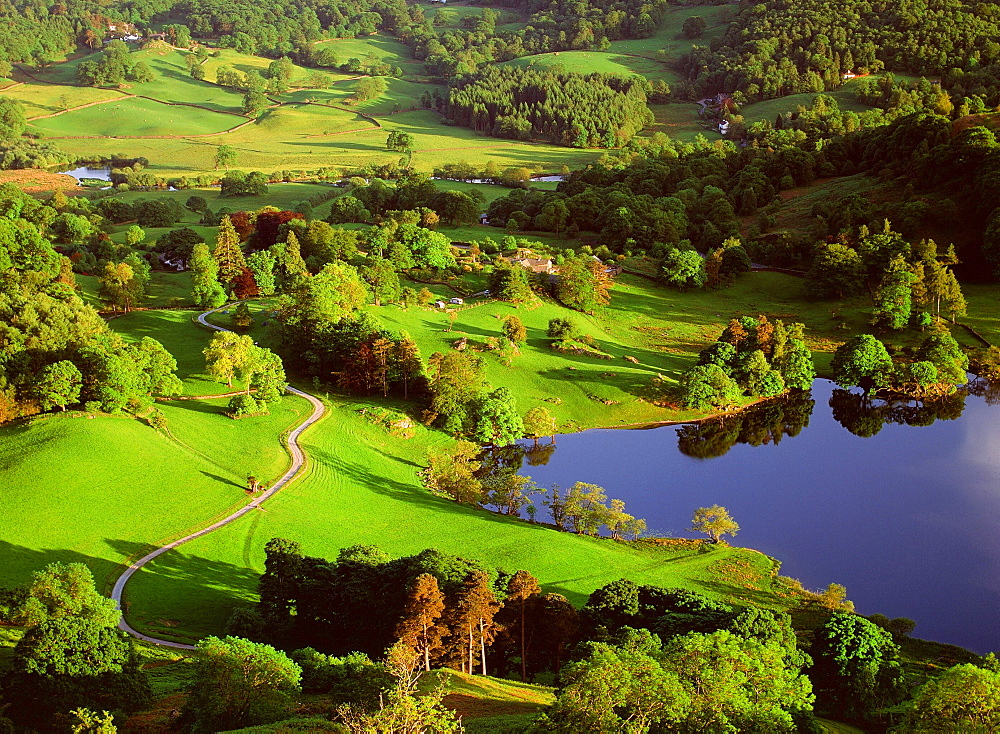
[480,377,1000,652]
[676,391,815,460]
[829,389,966,437]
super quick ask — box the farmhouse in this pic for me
[511,257,557,274]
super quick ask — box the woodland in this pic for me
[3,0,1000,729]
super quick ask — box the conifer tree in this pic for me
[395,332,423,400]
[276,230,309,289]
[505,570,541,682]
[396,574,447,672]
[213,216,248,290]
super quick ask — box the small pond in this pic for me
[57,167,112,183]
[501,378,1000,653]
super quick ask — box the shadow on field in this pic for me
[163,400,226,416]
[311,445,518,527]
[0,540,121,592]
[105,538,262,625]
[199,470,244,489]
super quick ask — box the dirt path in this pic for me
[109,305,327,650]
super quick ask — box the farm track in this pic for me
[109,305,327,649]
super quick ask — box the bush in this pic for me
[547,317,579,340]
[228,394,266,418]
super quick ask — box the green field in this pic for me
[77,271,195,309]
[646,102,712,142]
[740,80,876,125]
[9,83,126,119]
[8,36,604,177]
[29,96,241,138]
[312,35,424,77]
[123,386,786,642]
[0,392,309,596]
[503,51,679,85]
[287,77,448,116]
[8,269,869,642]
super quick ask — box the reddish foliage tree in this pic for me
[232,267,260,299]
[255,211,304,249]
[229,210,255,242]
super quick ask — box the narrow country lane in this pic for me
[109,305,326,649]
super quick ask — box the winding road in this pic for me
[110,305,326,649]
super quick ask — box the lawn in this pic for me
[199,47,352,90]
[77,271,195,309]
[375,271,866,428]
[122,384,788,642]
[645,102,713,142]
[0,261,890,643]
[502,51,679,85]
[740,80,875,125]
[311,35,424,77]
[610,3,733,60]
[3,82,127,119]
[0,392,308,596]
[0,306,314,600]
[28,96,241,138]
[287,77,447,116]
[958,284,1000,346]
[15,45,600,177]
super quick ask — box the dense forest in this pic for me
[0,0,670,74]
[677,0,1000,102]
[446,66,653,147]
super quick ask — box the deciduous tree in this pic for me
[690,504,739,544]
[182,636,302,731]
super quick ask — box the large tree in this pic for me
[556,254,611,313]
[809,612,904,719]
[903,663,1000,730]
[831,334,893,392]
[505,570,541,682]
[190,242,227,309]
[98,262,142,313]
[213,216,249,290]
[395,574,447,672]
[444,571,501,675]
[35,360,82,412]
[472,387,524,447]
[182,636,302,731]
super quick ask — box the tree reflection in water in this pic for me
[675,391,816,460]
[828,387,967,438]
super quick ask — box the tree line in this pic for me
[445,66,653,148]
[2,549,996,731]
[675,0,1000,105]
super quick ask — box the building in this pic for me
[511,257,557,275]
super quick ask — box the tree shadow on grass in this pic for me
[199,470,244,489]
[104,538,264,641]
[0,539,123,593]
[310,444,523,528]
[161,399,227,416]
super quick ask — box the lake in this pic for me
[509,379,1000,654]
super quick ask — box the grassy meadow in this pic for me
[9,267,872,642]
[5,37,602,178]
[502,51,679,85]
[0,389,310,596]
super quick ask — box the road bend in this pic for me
[109,304,326,649]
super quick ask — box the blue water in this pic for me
[513,380,1000,653]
